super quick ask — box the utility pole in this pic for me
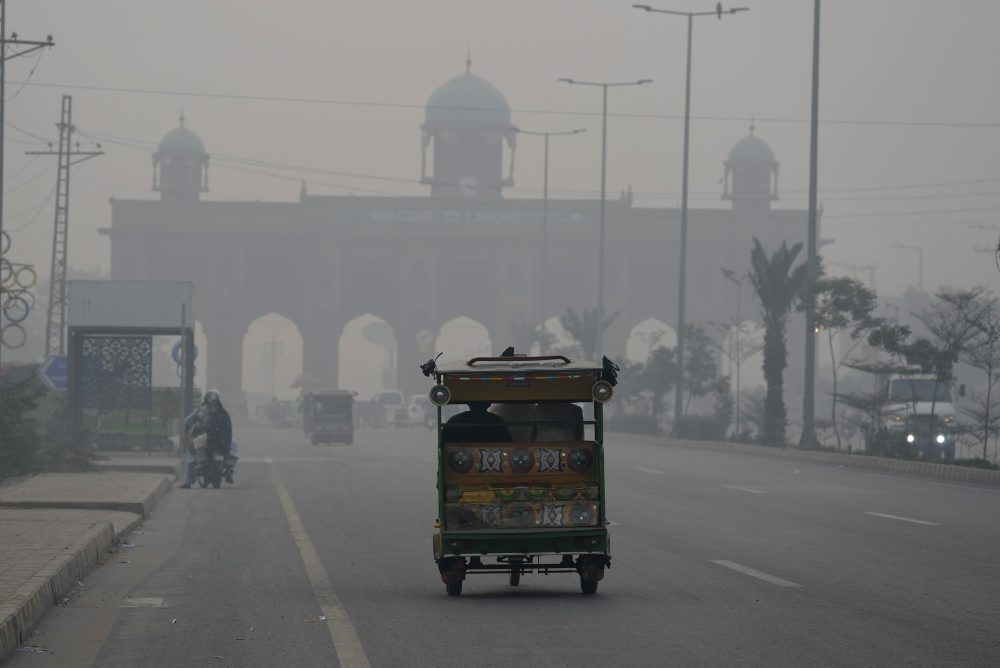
[263,335,283,398]
[27,95,103,357]
[0,1,54,365]
[800,0,822,448]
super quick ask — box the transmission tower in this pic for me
[27,95,102,357]
[0,0,54,365]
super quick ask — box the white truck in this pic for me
[883,374,960,460]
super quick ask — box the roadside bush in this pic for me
[0,377,44,480]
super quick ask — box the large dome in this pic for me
[425,70,511,127]
[157,123,206,156]
[728,131,775,164]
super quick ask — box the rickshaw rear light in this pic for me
[576,536,601,548]
[429,385,451,406]
[592,380,614,403]
[447,540,472,552]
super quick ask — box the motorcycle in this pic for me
[191,435,236,489]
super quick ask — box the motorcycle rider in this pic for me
[180,389,234,488]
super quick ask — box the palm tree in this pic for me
[560,307,619,362]
[749,238,808,446]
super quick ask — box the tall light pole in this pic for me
[557,78,651,356]
[633,2,749,429]
[891,244,924,292]
[518,128,586,336]
[801,0,822,447]
[722,268,745,436]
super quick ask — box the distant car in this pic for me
[408,395,434,429]
[370,390,408,428]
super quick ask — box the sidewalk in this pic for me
[0,457,178,661]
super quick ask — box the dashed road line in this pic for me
[863,511,938,526]
[711,560,801,588]
[635,467,665,475]
[723,485,767,494]
[270,463,371,668]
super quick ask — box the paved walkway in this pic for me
[0,467,175,660]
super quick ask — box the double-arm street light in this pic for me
[518,128,587,332]
[557,78,652,355]
[633,2,749,429]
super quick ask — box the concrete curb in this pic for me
[0,521,115,663]
[610,432,1000,486]
[96,461,183,477]
[0,475,171,518]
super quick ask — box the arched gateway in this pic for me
[104,65,814,401]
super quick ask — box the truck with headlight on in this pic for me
[884,373,961,461]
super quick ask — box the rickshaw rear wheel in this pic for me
[580,577,598,595]
[509,567,520,587]
[446,581,462,596]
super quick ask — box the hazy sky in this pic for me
[5,0,999,301]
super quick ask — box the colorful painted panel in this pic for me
[443,442,597,484]
[444,501,600,530]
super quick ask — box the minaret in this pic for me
[421,55,518,200]
[153,113,209,202]
[722,121,779,212]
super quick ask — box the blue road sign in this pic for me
[38,354,68,391]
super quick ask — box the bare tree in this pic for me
[810,276,879,449]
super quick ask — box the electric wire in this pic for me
[15,79,1000,130]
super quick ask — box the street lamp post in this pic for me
[557,78,651,355]
[722,269,745,436]
[633,3,748,430]
[518,128,586,337]
[891,244,924,292]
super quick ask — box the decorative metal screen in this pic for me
[81,335,152,409]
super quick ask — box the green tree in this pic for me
[811,276,879,449]
[748,238,809,446]
[560,307,619,362]
[643,346,676,421]
[679,324,718,415]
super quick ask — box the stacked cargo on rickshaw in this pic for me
[422,353,617,596]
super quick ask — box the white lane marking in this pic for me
[711,560,801,588]
[863,511,939,526]
[723,485,767,495]
[635,467,665,475]
[270,464,371,668]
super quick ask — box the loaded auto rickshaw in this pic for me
[421,352,618,596]
[301,389,355,445]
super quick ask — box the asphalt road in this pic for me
[11,425,1000,667]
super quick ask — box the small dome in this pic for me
[728,132,775,164]
[425,70,511,127]
[157,123,206,156]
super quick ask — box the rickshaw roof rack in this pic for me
[436,356,604,375]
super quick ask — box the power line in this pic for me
[16,79,1000,130]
